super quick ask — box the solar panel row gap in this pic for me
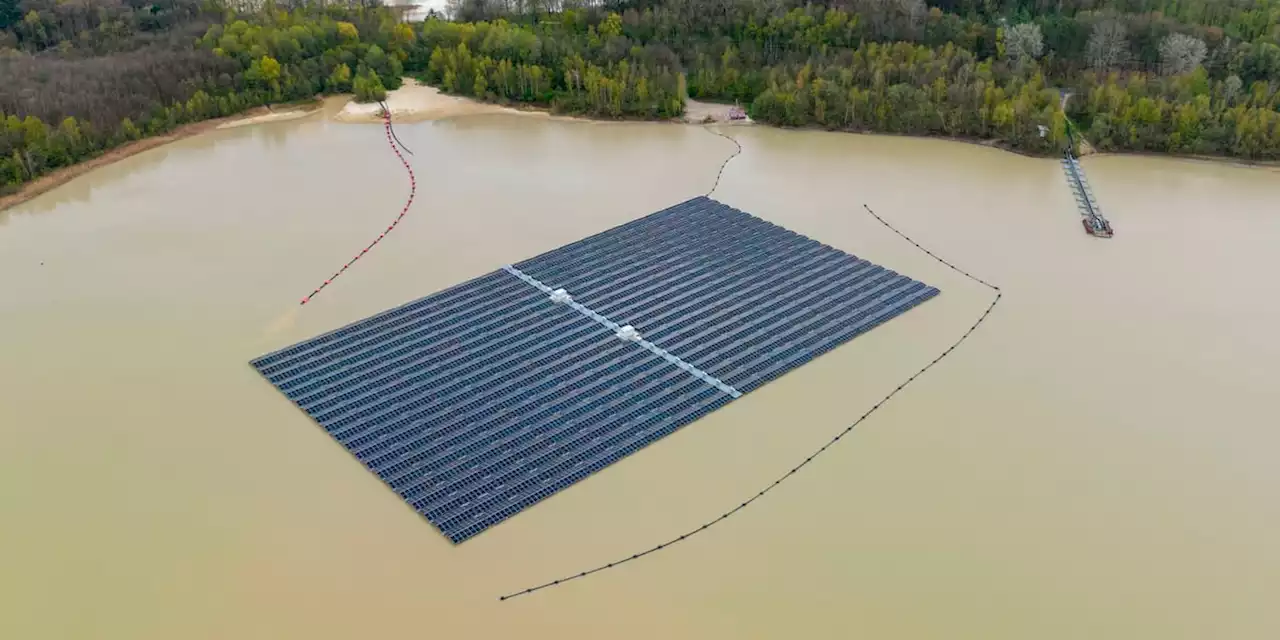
[250,196,939,542]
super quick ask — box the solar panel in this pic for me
[251,196,939,542]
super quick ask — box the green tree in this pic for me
[328,63,353,93]
[353,66,387,102]
[336,22,359,43]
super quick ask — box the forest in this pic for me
[431,0,1279,155]
[1,0,415,193]
[2,0,1278,194]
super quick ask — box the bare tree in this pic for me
[843,0,926,42]
[1223,74,1243,105]
[0,45,236,129]
[1158,32,1207,75]
[895,0,927,39]
[1004,22,1045,66]
[1086,19,1131,72]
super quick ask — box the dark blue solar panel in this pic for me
[251,196,939,542]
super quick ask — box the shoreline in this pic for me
[352,81,1276,169]
[333,79,753,126]
[216,105,321,129]
[1,102,322,214]
[6,80,1275,213]
[333,78,551,123]
[1080,148,1280,170]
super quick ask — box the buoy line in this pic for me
[299,106,416,306]
[380,100,414,156]
[497,202,1001,602]
[703,126,742,196]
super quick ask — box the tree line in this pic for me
[1,1,414,194]
[419,16,686,117]
[3,0,1279,195]
[430,0,1277,157]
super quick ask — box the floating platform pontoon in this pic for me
[1061,150,1113,238]
[250,196,939,542]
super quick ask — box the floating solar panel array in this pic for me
[251,196,939,542]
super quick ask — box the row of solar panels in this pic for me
[251,197,939,542]
[442,386,735,542]
[257,273,537,385]
[271,258,919,439]
[298,300,597,424]
[363,352,683,482]
[362,285,939,537]
[521,199,807,304]
[258,267,746,541]
[254,269,522,371]
[514,199,939,393]
[256,200,812,419]
[342,281,936,509]
[333,277,933,482]
[352,364,735,542]
[405,380,726,528]
[305,301,626,433]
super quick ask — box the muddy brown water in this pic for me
[2,110,1278,639]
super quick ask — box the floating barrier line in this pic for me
[380,100,414,156]
[703,126,742,196]
[497,203,1002,602]
[501,265,742,398]
[860,204,1001,293]
[299,108,416,306]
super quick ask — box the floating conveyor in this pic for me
[1062,126,1113,238]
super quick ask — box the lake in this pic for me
[2,106,1278,639]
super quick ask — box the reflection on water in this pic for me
[1,111,1278,640]
[1,147,172,219]
[0,118,329,223]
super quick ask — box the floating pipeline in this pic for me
[497,202,1002,602]
[299,108,416,306]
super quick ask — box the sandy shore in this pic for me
[1,103,321,214]
[683,99,753,125]
[332,78,702,126]
[334,78,524,123]
[217,106,320,129]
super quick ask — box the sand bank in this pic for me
[333,78,706,126]
[217,106,321,129]
[334,78,523,123]
[683,99,753,125]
